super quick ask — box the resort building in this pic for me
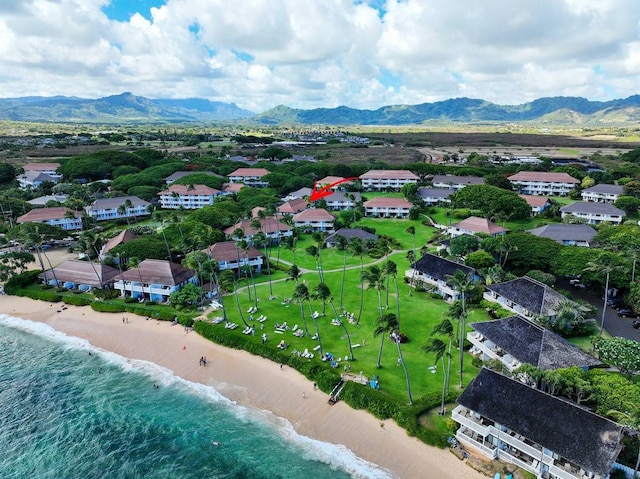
[507,172,580,196]
[467,316,602,372]
[431,175,484,190]
[85,196,150,222]
[17,170,60,189]
[316,176,347,191]
[17,207,83,231]
[99,230,139,259]
[22,162,61,177]
[222,183,245,195]
[581,184,623,204]
[113,259,198,302]
[39,259,121,290]
[224,217,293,244]
[283,187,312,201]
[27,194,68,207]
[405,253,476,301]
[519,195,552,215]
[484,276,581,321]
[560,202,626,225]
[164,171,223,185]
[448,216,508,237]
[359,169,419,191]
[452,368,623,479]
[292,208,335,232]
[204,241,264,273]
[324,191,361,211]
[277,198,309,215]
[527,224,597,247]
[363,197,413,218]
[325,228,378,247]
[227,168,270,187]
[417,187,453,205]
[158,184,222,209]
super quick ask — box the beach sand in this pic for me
[0,295,488,479]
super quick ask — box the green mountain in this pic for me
[253,95,640,125]
[0,92,254,123]
[1,92,639,125]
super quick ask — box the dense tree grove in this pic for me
[453,184,531,220]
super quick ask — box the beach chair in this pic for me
[302,348,310,358]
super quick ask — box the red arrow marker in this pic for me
[309,177,359,202]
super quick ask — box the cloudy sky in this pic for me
[1,0,639,112]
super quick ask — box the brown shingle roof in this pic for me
[292,208,335,221]
[205,241,263,262]
[507,171,579,183]
[102,230,139,255]
[359,169,419,180]
[452,216,508,235]
[17,207,81,223]
[23,162,60,171]
[363,197,413,208]
[120,259,195,285]
[519,194,551,207]
[39,259,120,287]
[228,168,270,177]
[277,198,309,214]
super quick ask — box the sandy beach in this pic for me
[0,294,488,479]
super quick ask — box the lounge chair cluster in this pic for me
[211,316,224,324]
[274,322,290,332]
[331,318,342,326]
[340,311,356,323]
[224,322,238,329]
[291,348,314,359]
[242,326,255,335]
[293,328,304,337]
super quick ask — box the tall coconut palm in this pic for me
[253,230,274,299]
[224,269,249,327]
[217,269,236,323]
[293,283,312,337]
[305,245,321,281]
[349,237,366,324]
[406,250,417,297]
[424,317,455,414]
[284,235,297,264]
[21,224,60,286]
[327,292,355,360]
[405,225,417,253]
[312,282,332,317]
[392,326,413,405]
[447,269,474,388]
[335,234,349,309]
[383,260,399,319]
[373,312,398,369]
[286,264,302,285]
[239,239,259,309]
[422,337,450,414]
[583,253,626,336]
[312,231,328,282]
[361,265,385,325]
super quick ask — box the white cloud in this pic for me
[0,0,638,111]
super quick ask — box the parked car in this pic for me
[607,298,626,309]
[617,308,639,318]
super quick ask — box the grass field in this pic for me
[216,246,490,404]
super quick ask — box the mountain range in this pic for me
[1,92,640,126]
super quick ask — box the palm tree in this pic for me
[406,250,417,297]
[606,402,640,479]
[117,203,130,227]
[253,230,274,299]
[312,281,331,317]
[447,269,474,388]
[422,338,449,414]
[217,269,236,323]
[383,260,400,320]
[373,312,398,369]
[361,265,385,325]
[349,238,366,324]
[405,225,416,254]
[306,245,321,281]
[284,235,297,264]
[391,321,413,405]
[20,224,60,286]
[335,234,349,309]
[424,317,455,414]
[286,264,302,285]
[226,269,249,327]
[327,293,355,360]
[239,239,259,309]
[583,253,626,336]
[312,231,328,282]
[293,283,312,337]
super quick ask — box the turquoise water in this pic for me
[0,315,393,479]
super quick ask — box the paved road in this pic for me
[559,279,640,341]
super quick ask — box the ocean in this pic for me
[0,315,393,479]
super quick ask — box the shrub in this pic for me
[63,296,93,307]
[91,302,126,313]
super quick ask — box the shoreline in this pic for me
[0,295,487,479]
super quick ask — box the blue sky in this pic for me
[0,0,637,112]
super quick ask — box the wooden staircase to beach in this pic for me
[328,380,345,405]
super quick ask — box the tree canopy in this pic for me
[453,184,530,220]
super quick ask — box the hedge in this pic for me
[63,296,93,307]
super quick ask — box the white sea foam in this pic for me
[0,314,395,479]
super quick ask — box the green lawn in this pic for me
[351,217,436,250]
[221,250,489,403]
